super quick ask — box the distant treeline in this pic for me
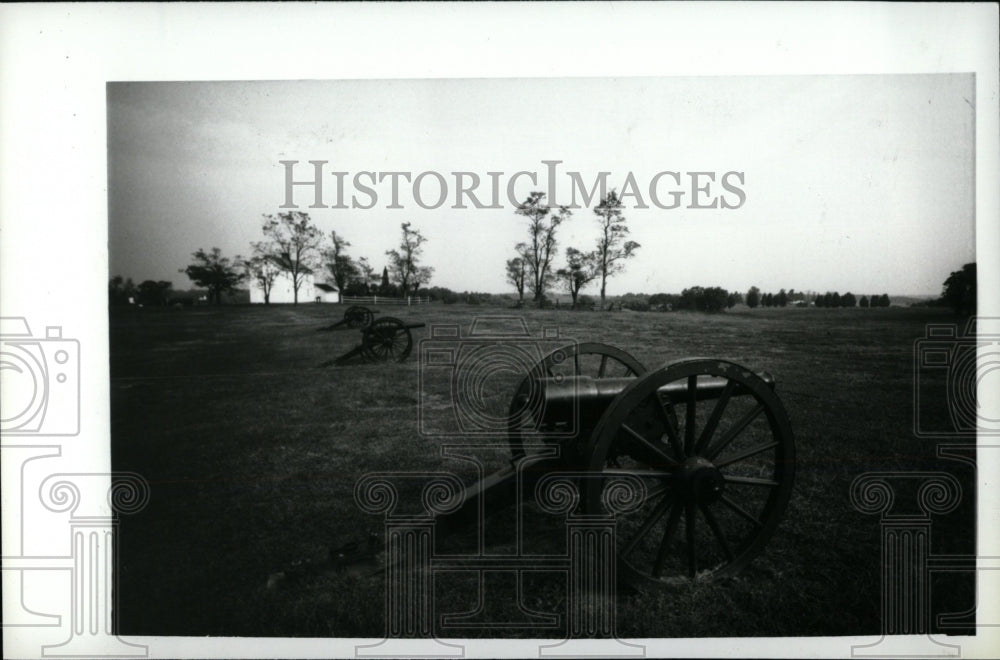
[111,260,977,317]
[814,292,890,308]
[109,276,248,307]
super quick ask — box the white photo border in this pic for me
[1,2,997,658]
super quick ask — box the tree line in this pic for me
[743,286,891,309]
[131,213,433,306]
[110,213,435,306]
[241,212,434,304]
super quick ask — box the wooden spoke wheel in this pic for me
[345,306,374,329]
[583,359,794,586]
[360,317,413,362]
[507,342,647,461]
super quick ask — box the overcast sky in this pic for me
[108,74,974,296]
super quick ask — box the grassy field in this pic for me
[110,303,975,639]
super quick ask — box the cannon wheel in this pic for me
[360,317,413,362]
[583,358,794,587]
[507,343,647,461]
[345,306,374,329]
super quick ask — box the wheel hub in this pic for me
[675,456,725,504]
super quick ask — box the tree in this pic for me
[516,192,567,304]
[649,293,677,311]
[243,241,281,304]
[841,292,857,308]
[880,293,890,307]
[942,263,976,315]
[136,280,173,306]
[322,230,359,294]
[776,289,788,307]
[746,286,761,309]
[410,267,433,294]
[556,247,598,308]
[505,256,528,304]
[380,266,391,293]
[356,257,375,294]
[593,191,641,310]
[678,286,730,312]
[182,247,245,305]
[727,292,743,308]
[108,275,136,306]
[261,211,323,304]
[859,295,870,308]
[696,287,730,312]
[385,222,433,297]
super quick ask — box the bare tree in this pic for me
[593,191,640,310]
[261,211,323,304]
[385,222,433,296]
[516,192,569,304]
[556,247,598,308]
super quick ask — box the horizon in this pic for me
[109,274,946,302]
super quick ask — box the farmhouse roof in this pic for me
[315,282,339,292]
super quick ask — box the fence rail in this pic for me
[341,295,430,306]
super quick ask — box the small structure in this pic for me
[249,273,340,304]
[314,282,341,304]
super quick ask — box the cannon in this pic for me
[333,317,426,364]
[291,342,794,590]
[319,305,378,331]
[429,342,794,587]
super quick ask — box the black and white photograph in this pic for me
[3,3,999,658]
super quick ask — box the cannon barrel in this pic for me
[513,371,776,442]
[537,371,774,408]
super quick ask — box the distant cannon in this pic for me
[334,317,426,365]
[319,305,378,331]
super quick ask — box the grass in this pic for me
[110,303,975,638]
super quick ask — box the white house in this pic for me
[249,272,340,304]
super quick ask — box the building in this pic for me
[249,272,340,304]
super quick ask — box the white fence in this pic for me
[341,295,431,306]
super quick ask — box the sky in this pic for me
[108,74,975,297]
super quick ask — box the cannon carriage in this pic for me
[333,317,426,365]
